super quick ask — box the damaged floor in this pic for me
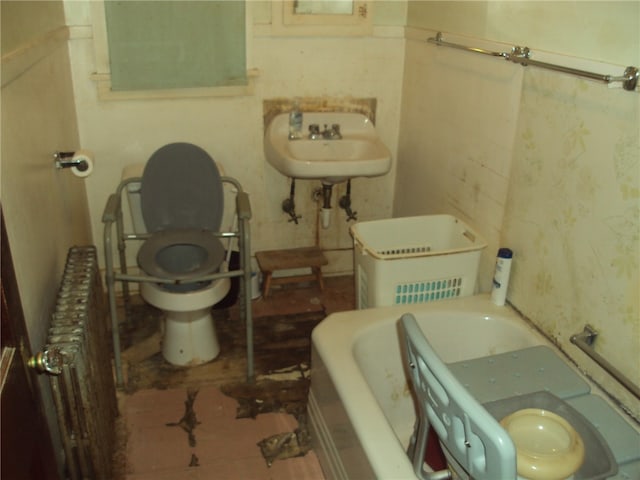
[114,275,355,479]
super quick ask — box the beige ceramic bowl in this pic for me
[501,408,585,480]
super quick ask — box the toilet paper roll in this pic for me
[71,149,94,178]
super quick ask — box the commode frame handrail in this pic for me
[427,32,639,92]
[571,325,640,400]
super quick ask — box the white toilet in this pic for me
[126,142,231,366]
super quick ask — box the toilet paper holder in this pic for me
[53,151,90,172]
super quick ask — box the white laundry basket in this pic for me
[351,215,487,309]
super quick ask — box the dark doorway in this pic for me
[1,208,60,479]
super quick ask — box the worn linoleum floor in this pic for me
[114,275,355,480]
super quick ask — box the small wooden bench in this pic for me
[255,246,328,298]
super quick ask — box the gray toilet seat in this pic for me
[138,229,226,281]
[141,142,224,232]
[137,143,226,283]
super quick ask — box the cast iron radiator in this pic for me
[31,246,118,479]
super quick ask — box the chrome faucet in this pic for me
[323,124,342,139]
[308,124,322,140]
[308,123,342,140]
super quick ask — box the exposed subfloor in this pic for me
[113,275,355,479]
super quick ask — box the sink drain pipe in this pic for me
[321,183,333,229]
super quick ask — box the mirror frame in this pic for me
[271,0,372,36]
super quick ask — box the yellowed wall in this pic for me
[1,0,93,471]
[407,1,639,65]
[397,1,639,417]
[1,1,66,54]
[1,0,91,350]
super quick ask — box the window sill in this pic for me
[90,68,259,101]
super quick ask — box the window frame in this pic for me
[271,0,372,37]
[90,0,257,100]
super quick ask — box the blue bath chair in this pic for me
[401,313,517,480]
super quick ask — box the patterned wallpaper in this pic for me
[503,68,639,416]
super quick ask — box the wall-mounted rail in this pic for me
[428,32,639,92]
[571,325,640,400]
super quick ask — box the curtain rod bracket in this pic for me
[621,66,638,91]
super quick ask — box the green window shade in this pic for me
[104,1,246,91]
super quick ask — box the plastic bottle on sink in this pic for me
[288,100,303,140]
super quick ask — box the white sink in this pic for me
[264,112,392,184]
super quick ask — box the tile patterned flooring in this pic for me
[117,275,355,479]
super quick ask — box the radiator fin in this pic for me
[46,246,118,479]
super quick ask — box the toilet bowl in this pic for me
[500,408,585,480]
[141,278,230,365]
[137,229,226,281]
[130,142,231,366]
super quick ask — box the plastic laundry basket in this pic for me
[351,215,487,309]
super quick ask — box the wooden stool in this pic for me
[255,246,328,298]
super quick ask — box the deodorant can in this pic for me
[491,248,513,306]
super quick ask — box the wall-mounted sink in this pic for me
[264,112,392,184]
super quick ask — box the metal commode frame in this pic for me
[102,175,253,388]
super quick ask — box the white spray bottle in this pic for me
[491,248,513,306]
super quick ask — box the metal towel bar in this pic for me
[428,32,639,92]
[571,325,640,400]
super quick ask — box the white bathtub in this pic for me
[308,294,639,480]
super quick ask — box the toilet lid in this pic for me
[138,229,226,280]
[141,143,224,233]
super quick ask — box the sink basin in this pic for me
[264,112,392,184]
